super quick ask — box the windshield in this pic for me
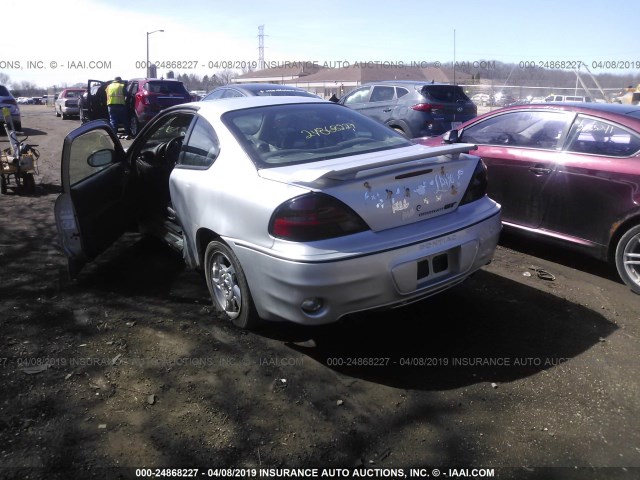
[222,103,412,168]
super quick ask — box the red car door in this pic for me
[459,110,573,228]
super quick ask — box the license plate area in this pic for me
[391,239,481,294]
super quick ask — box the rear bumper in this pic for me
[231,202,501,325]
[60,105,80,115]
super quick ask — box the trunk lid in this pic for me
[259,144,479,232]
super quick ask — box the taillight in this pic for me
[270,193,368,241]
[411,103,444,112]
[5,98,17,106]
[459,160,488,206]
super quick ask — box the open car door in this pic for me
[54,120,132,277]
[86,79,109,121]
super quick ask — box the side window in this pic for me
[343,87,371,105]
[222,89,243,98]
[369,86,395,102]
[565,116,640,157]
[180,117,219,168]
[461,111,569,149]
[396,87,409,99]
[204,89,225,100]
[68,129,116,185]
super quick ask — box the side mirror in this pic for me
[442,129,459,144]
[87,149,114,167]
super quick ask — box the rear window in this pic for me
[422,85,469,102]
[253,88,317,98]
[0,86,11,96]
[145,81,188,94]
[222,103,411,168]
[63,90,85,98]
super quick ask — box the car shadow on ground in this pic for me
[55,234,617,392]
[0,127,48,137]
[265,271,617,390]
[0,182,60,197]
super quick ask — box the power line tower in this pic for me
[258,25,265,71]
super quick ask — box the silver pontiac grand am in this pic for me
[55,96,501,329]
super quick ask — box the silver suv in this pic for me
[339,81,476,137]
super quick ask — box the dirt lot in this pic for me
[0,105,639,479]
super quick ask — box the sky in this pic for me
[1,0,639,89]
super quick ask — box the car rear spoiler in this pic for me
[322,143,478,181]
[258,143,478,186]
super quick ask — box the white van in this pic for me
[544,95,592,102]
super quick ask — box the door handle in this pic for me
[383,108,392,112]
[529,166,552,175]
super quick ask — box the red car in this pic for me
[416,103,640,294]
[125,78,191,136]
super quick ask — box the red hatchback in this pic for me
[416,103,640,294]
[125,78,191,136]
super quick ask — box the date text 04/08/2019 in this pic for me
[135,467,413,477]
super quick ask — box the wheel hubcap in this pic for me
[623,233,640,287]
[210,253,241,320]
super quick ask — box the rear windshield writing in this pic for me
[302,123,356,139]
[222,103,411,168]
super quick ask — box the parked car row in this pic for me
[16,96,44,105]
[417,102,640,293]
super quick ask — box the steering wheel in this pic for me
[495,133,514,145]
[159,136,184,165]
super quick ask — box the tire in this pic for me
[22,173,35,194]
[392,127,408,137]
[62,112,68,120]
[55,108,61,117]
[204,241,259,329]
[615,225,640,294]
[14,122,21,131]
[0,175,6,194]
[79,106,86,123]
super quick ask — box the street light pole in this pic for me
[146,29,164,77]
